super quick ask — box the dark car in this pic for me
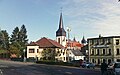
[81,62,95,69]
[114,62,120,75]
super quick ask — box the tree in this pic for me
[19,24,28,48]
[10,27,19,43]
[0,29,10,58]
[19,25,28,57]
[0,30,9,50]
[10,25,28,57]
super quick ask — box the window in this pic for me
[108,49,111,55]
[91,49,94,55]
[58,38,60,44]
[57,51,60,53]
[96,40,99,45]
[92,40,94,44]
[92,59,95,63]
[101,39,105,45]
[97,49,100,55]
[98,59,100,64]
[61,50,62,53]
[37,49,39,53]
[63,52,65,55]
[29,49,35,53]
[103,49,105,55]
[116,40,119,45]
[106,39,111,45]
[108,39,111,44]
[117,48,120,55]
[64,57,65,60]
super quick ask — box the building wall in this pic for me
[56,36,66,47]
[88,36,120,65]
[55,48,68,62]
[27,45,43,60]
[27,46,68,62]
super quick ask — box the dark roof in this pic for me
[36,37,64,48]
[56,13,66,37]
[71,50,84,56]
[88,36,120,40]
[81,36,86,44]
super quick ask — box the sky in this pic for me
[0,0,120,42]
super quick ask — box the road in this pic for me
[0,60,101,75]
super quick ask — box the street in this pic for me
[0,60,101,75]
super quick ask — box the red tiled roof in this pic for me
[66,41,83,48]
[36,37,64,48]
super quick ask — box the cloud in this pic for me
[94,1,120,36]
[60,0,120,39]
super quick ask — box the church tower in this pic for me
[56,12,66,47]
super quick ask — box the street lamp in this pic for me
[67,27,71,62]
[67,27,71,48]
[23,49,26,62]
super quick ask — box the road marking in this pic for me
[0,65,8,68]
[0,69,3,75]
[65,72,72,74]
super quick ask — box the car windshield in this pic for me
[114,63,120,68]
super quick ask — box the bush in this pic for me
[11,58,23,62]
[26,58,36,62]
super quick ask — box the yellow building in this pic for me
[88,36,120,65]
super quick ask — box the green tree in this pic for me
[0,29,10,58]
[10,27,20,57]
[10,27,19,43]
[19,24,28,48]
[10,25,28,57]
[41,48,56,61]
[0,30,9,50]
[19,25,28,57]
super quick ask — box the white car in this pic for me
[114,62,120,75]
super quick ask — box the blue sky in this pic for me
[0,0,120,42]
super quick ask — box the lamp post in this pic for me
[23,49,26,62]
[67,27,71,62]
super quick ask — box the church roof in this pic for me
[81,36,86,44]
[56,13,66,37]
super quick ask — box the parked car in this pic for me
[81,62,95,69]
[114,62,120,75]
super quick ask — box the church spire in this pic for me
[59,12,63,29]
[56,12,66,37]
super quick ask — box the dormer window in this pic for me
[116,40,119,45]
[106,39,111,45]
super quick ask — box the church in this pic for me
[26,12,85,62]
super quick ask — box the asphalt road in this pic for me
[0,60,101,75]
